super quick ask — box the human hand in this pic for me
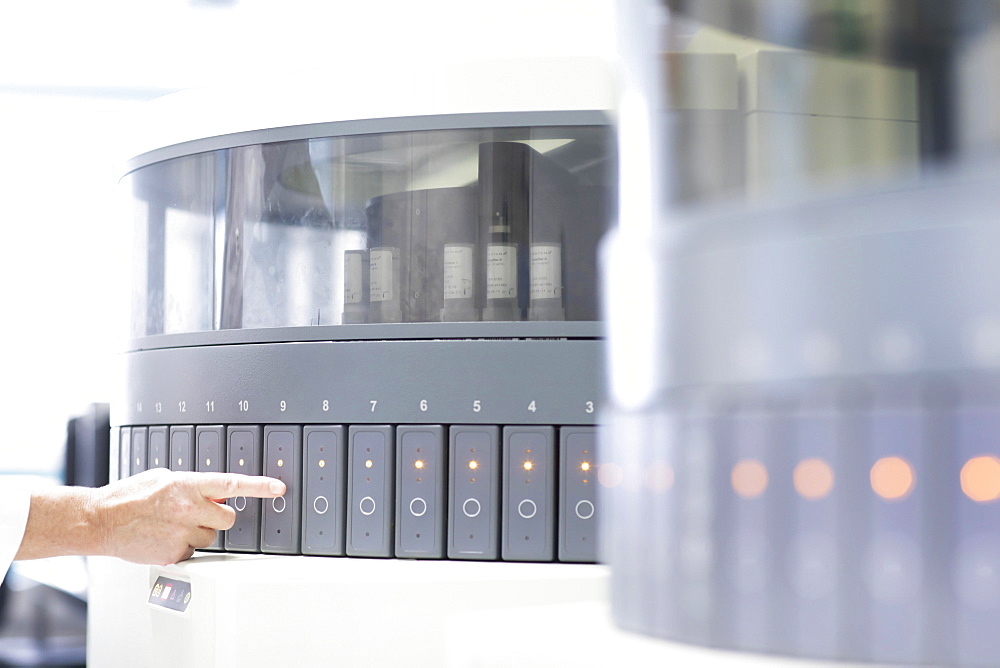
[93,469,286,565]
[15,469,286,565]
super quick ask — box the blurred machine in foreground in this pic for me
[603,1,1000,666]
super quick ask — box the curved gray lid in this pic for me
[604,160,1000,402]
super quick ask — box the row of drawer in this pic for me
[119,424,599,563]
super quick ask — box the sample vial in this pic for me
[341,249,369,324]
[483,242,519,320]
[441,242,479,322]
[369,247,402,323]
[529,242,565,321]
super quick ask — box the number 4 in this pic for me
[528,400,537,413]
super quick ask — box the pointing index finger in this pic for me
[194,473,286,500]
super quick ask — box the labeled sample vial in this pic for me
[529,242,565,320]
[342,249,369,324]
[441,242,478,321]
[484,241,519,320]
[369,247,401,323]
[479,142,529,321]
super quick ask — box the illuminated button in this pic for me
[271,496,286,514]
[462,498,481,518]
[313,495,329,515]
[731,459,768,499]
[574,500,595,520]
[468,460,479,470]
[234,496,247,512]
[794,458,835,500]
[517,499,537,519]
[870,456,915,500]
[409,497,427,517]
[961,455,1000,502]
[359,496,376,516]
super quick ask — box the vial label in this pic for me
[344,251,363,304]
[487,243,517,300]
[443,244,475,300]
[370,249,394,302]
[530,244,562,300]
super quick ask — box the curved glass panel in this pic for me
[127,124,614,338]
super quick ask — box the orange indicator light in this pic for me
[794,458,834,500]
[731,459,768,499]
[415,460,425,469]
[365,459,374,469]
[277,459,284,467]
[580,461,591,472]
[318,460,326,468]
[239,458,245,467]
[961,455,1000,502]
[469,460,479,470]
[523,461,534,471]
[871,456,915,500]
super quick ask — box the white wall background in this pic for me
[0,0,616,475]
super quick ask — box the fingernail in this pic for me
[270,481,285,495]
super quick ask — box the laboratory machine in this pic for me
[88,55,617,667]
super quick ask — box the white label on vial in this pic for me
[443,244,474,300]
[530,244,562,300]
[370,249,394,302]
[486,244,517,299]
[344,252,362,304]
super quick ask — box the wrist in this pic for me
[80,486,111,557]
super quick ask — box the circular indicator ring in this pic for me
[462,498,481,518]
[409,497,427,517]
[575,500,595,520]
[518,499,537,519]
